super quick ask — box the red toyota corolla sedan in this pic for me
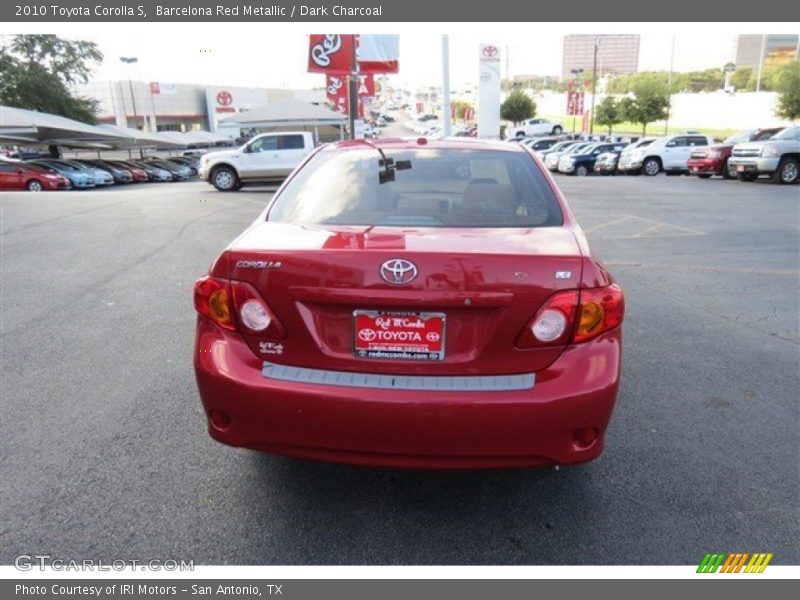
[194,138,624,469]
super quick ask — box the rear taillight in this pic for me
[574,284,624,343]
[517,284,624,348]
[194,276,285,339]
[516,290,579,347]
[194,276,234,330]
[229,280,286,339]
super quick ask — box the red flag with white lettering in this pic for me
[308,34,355,74]
[325,74,349,115]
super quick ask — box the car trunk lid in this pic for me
[225,222,584,375]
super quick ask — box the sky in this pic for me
[4,23,796,91]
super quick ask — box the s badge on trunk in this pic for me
[380,259,418,285]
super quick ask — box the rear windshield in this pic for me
[268,147,563,228]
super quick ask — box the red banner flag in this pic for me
[325,74,349,115]
[308,34,355,74]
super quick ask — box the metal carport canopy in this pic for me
[95,124,183,149]
[217,98,346,129]
[0,105,128,147]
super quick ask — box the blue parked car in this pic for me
[61,160,115,186]
[557,142,628,176]
[27,159,95,189]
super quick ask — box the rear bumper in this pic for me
[194,318,622,469]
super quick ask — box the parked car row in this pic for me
[518,126,799,184]
[0,154,202,191]
[403,117,476,139]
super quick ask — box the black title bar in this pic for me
[3,0,799,22]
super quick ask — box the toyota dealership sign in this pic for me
[478,43,502,139]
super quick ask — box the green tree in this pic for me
[0,34,103,123]
[594,96,622,134]
[774,61,800,121]
[500,89,536,124]
[730,67,753,90]
[450,100,473,121]
[625,80,670,135]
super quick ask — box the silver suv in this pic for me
[728,126,800,184]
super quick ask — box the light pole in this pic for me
[755,34,767,93]
[120,56,139,129]
[589,36,599,135]
[441,34,451,137]
[665,35,676,134]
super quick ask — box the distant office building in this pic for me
[562,34,640,80]
[735,34,799,69]
[78,80,325,135]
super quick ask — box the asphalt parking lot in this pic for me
[1,175,798,565]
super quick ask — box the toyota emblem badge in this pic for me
[380,259,418,285]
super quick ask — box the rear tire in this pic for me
[774,157,799,184]
[26,180,43,192]
[211,166,239,192]
[551,126,563,135]
[576,165,589,177]
[643,158,661,176]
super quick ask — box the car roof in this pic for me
[329,137,527,153]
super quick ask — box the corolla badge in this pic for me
[380,259,418,285]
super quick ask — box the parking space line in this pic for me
[583,215,634,233]
[582,213,706,239]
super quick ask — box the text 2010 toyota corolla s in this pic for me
[194,138,624,469]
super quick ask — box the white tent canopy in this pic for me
[218,98,346,130]
[182,130,233,145]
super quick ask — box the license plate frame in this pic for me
[353,310,446,361]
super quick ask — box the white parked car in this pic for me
[199,131,314,191]
[505,118,563,140]
[617,133,714,176]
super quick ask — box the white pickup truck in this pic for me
[199,131,314,191]
[505,118,563,140]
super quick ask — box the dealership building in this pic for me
[561,34,640,79]
[78,80,327,138]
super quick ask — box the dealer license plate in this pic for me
[353,310,445,361]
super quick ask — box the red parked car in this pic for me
[193,138,625,469]
[0,160,71,191]
[104,160,149,182]
[687,128,782,179]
